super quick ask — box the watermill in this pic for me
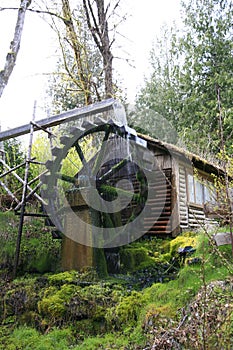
[0,99,166,274]
[40,109,161,271]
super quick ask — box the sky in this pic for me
[0,0,181,131]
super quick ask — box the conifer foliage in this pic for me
[136,0,233,156]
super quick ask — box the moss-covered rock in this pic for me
[120,246,156,272]
[38,284,77,321]
[169,232,198,257]
[0,277,41,323]
[106,290,146,330]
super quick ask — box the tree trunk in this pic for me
[0,0,31,99]
[83,0,114,98]
[103,51,113,98]
[62,0,93,105]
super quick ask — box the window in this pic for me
[196,180,204,204]
[188,174,195,203]
[187,174,215,205]
[204,182,216,203]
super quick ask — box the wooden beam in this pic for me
[0,158,46,205]
[0,180,19,203]
[0,99,122,142]
[0,160,27,179]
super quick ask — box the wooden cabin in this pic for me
[73,131,224,241]
[138,134,223,237]
[63,130,227,271]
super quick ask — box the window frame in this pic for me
[187,172,215,207]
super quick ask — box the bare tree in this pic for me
[0,0,32,98]
[43,0,122,108]
[83,0,118,99]
[61,0,95,105]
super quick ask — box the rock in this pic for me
[213,232,232,246]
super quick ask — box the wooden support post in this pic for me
[27,170,48,186]
[13,103,36,278]
[30,121,55,137]
[0,124,5,160]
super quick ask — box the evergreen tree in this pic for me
[135,0,233,156]
[133,25,181,144]
[179,0,233,153]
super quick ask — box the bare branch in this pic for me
[0,6,67,22]
[83,0,102,52]
[83,0,116,98]
[105,0,121,21]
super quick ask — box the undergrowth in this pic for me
[0,212,61,275]
[0,212,232,349]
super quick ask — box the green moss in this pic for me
[158,252,171,262]
[106,291,146,330]
[0,327,74,350]
[141,302,175,333]
[38,284,76,320]
[93,248,108,278]
[120,246,156,272]
[1,277,41,323]
[48,270,79,285]
[19,234,61,274]
[0,213,61,274]
[169,232,198,256]
[48,269,99,286]
[18,311,40,328]
[73,332,131,349]
[0,222,232,349]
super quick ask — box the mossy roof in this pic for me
[137,132,225,177]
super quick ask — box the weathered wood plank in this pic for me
[179,165,188,227]
[0,99,121,141]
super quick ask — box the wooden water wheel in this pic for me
[41,118,156,249]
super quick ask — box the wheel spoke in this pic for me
[57,173,77,184]
[74,141,87,165]
[98,158,129,183]
[92,125,111,176]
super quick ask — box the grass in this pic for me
[0,327,74,350]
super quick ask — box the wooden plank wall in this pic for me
[104,166,173,236]
[179,165,189,229]
[178,164,219,230]
[188,205,205,229]
[144,169,172,235]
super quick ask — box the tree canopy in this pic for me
[134,0,233,157]
[46,0,123,112]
